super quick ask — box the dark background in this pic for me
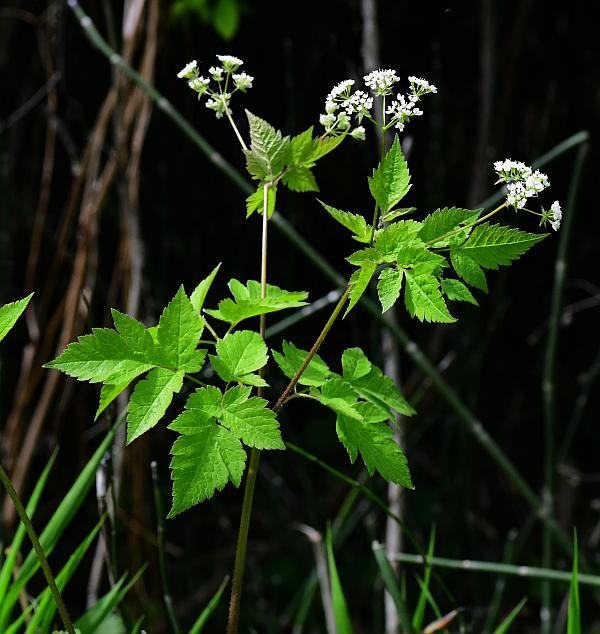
[1,1,598,631]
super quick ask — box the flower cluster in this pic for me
[319,69,438,138]
[494,159,550,210]
[541,200,563,231]
[177,54,253,119]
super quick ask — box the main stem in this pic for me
[0,464,76,634]
[226,182,270,634]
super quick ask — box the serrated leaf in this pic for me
[95,381,130,420]
[318,378,362,421]
[404,270,456,323]
[210,330,269,386]
[345,262,377,317]
[450,249,488,292]
[272,341,331,387]
[456,222,547,269]
[396,246,447,275]
[111,310,156,355]
[289,127,315,165]
[336,415,413,487]
[318,200,371,243]
[221,393,284,450]
[169,386,222,434]
[342,348,415,417]
[127,368,185,444]
[308,134,345,162]
[0,293,33,343]
[282,166,319,192]
[246,183,278,218]
[377,268,403,312]
[205,280,308,327]
[169,423,246,516]
[368,135,411,213]
[157,286,204,372]
[190,263,221,313]
[374,220,424,261]
[244,110,290,181]
[382,207,416,223]
[419,207,482,246]
[341,348,371,381]
[44,328,155,385]
[441,279,478,305]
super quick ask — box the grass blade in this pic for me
[412,525,436,631]
[188,575,229,634]
[491,597,527,634]
[372,541,415,634]
[325,526,354,634]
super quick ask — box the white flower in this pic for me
[216,54,243,71]
[337,112,351,130]
[350,126,366,141]
[177,60,198,80]
[188,76,210,96]
[327,79,355,101]
[495,158,550,210]
[325,100,338,114]
[209,66,224,81]
[408,76,437,95]
[364,69,399,96]
[550,200,562,231]
[232,72,253,91]
[205,93,231,118]
[319,113,336,129]
[343,90,373,118]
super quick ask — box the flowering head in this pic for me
[494,159,550,211]
[364,69,400,96]
[539,200,563,231]
[177,54,253,119]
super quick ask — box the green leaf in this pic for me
[111,309,156,355]
[282,166,318,192]
[0,293,33,343]
[455,222,547,270]
[368,135,411,213]
[318,378,362,421]
[246,183,278,218]
[318,200,371,243]
[404,269,456,323]
[289,127,315,165]
[308,134,345,162]
[221,391,284,450]
[441,278,478,305]
[168,386,222,434]
[345,263,376,317]
[412,526,437,632]
[326,527,354,634]
[341,348,371,381]
[210,330,269,386]
[377,268,403,312]
[95,381,131,420]
[374,220,423,261]
[450,249,488,292]
[336,413,413,487]
[44,328,155,385]
[205,280,308,327]
[244,110,290,181]
[382,207,416,223]
[492,598,528,634]
[127,368,185,444]
[190,263,221,313]
[157,286,204,372]
[213,0,239,40]
[169,423,246,516]
[272,341,331,387]
[419,207,482,246]
[342,348,415,417]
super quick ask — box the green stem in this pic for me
[392,552,600,588]
[226,183,271,634]
[272,286,350,413]
[225,108,248,152]
[368,98,388,244]
[0,464,75,634]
